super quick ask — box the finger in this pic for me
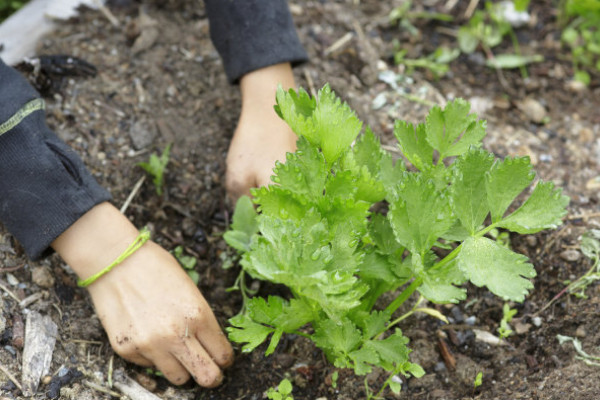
[119,352,154,368]
[193,313,234,368]
[151,353,191,386]
[171,337,223,388]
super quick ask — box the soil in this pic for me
[1,0,600,399]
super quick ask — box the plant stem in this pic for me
[507,27,529,78]
[384,277,423,316]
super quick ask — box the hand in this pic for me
[52,203,233,387]
[225,63,298,204]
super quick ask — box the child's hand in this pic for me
[225,62,298,204]
[52,203,233,387]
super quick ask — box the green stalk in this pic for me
[383,277,422,316]
[507,27,529,79]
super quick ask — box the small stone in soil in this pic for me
[532,316,543,327]
[31,267,55,289]
[575,325,587,338]
[560,249,581,262]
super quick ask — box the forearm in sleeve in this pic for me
[204,0,308,84]
[0,59,111,260]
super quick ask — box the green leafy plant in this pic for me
[497,303,517,339]
[457,1,541,77]
[474,371,483,388]
[224,84,568,397]
[266,378,294,400]
[539,229,600,313]
[560,0,600,84]
[394,46,460,78]
[173,245,200,285]
[138,144,172,195]
[390,1,453,37]
[557,334,600,367]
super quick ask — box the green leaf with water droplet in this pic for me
[485,156,535,223]
[458,236,536,301]
[388,173,455,254]
[450,148,494,234]
[497,181,569,234]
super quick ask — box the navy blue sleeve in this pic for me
[204,0,308,83]
[0,59,111,260]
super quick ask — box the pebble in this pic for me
[532,316,543,327]
[516,98,547,124]
[6,273,19,286]
[560,249,581,262]
[566,80,587,93]
[465,316,476,326]
[579,127,594,143]
[526,236,538,247]
[31,267,55,289]
[129,120,157,150]
[575,326,587,338]
[586,176,600,191]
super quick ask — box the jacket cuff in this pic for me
[0,110,111,260]
[204,0,308,84]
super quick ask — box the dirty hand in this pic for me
[225,62,298,204]
[52,202,233,387]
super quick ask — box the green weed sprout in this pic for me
[266,378,294,400]
[498,303,517,339]
[173,245,200,285]
[138,144,172,195]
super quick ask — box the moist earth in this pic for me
[1,0,600,399]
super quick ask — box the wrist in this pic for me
[51,202,140,283]
[239,62,296,112]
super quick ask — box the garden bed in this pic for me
[1,0,600,399]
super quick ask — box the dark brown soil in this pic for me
[1,1,600,399]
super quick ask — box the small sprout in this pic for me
[331,371,339,389]
[173,246,200,285]
[498,303,517,339]
[137,144,172,195]
[474,371,483,388]
[266,378,294,400]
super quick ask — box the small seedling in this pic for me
[394,46,460,78]
[498,303,517,339]
[389,1,453,37]
[457,1,541,77]
[173,245,200,285]
[474,371,483,388]
[557,334,600,367]
[331,371,339,389]
[138,144,172,195]
[266,378,294,400]
[560,0,600,84]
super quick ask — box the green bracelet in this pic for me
[77,227,151,287]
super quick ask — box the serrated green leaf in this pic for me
[379,154,406,202]
[252,185,309,221]
[418,259,467,303]
[349,346,379,375]
[272,137,328,200]
[394,121,433,171]
[313,318,362,360]
[458,237,536,301]
[364,330,411,371]
[388,173,454,254]
[450,149,495,234]
[368,213,404,256]
[497,181,569,234]
[325,170,357,200]
[352,309,392,339]
[425,99,481,160]
[485,156,535,222]
[314,84,363,164]
[275,87,318,145]
[351,128,386,177]
[227,314,274,353]
[224,195,258,253]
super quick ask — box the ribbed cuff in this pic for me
[205,0,308,84]
[0,110,111,260]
